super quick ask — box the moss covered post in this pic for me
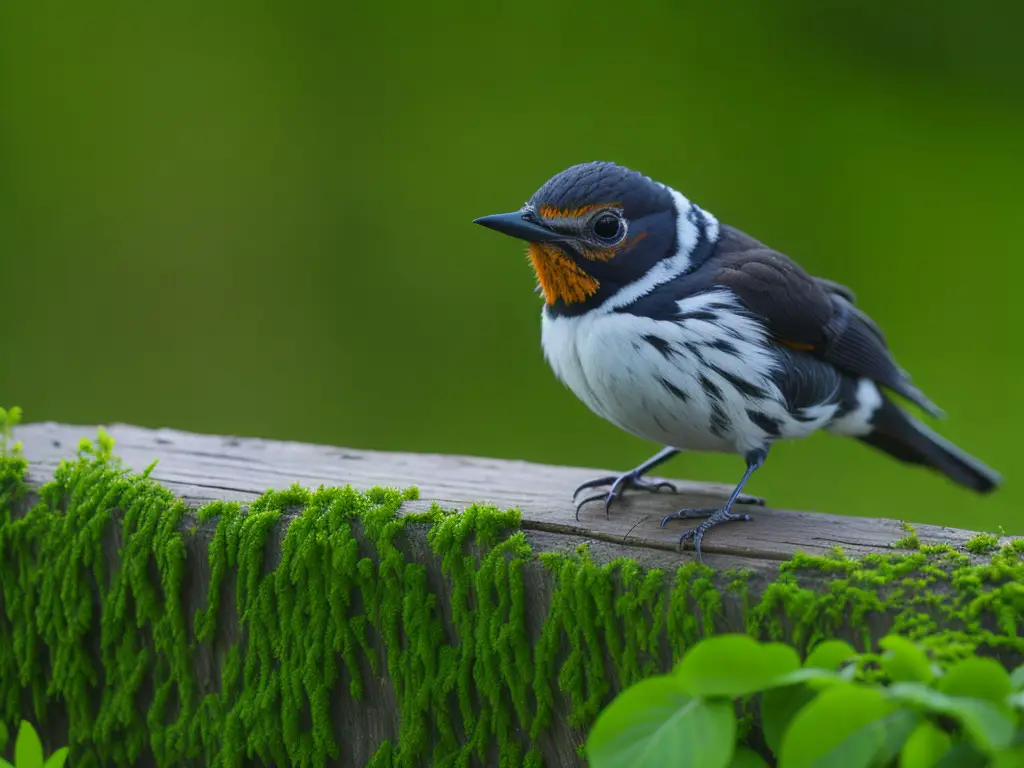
[1,422,1020,767]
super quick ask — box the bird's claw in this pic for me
[573,471,676,520]
[573,473,676,500]
[661,506,754,562]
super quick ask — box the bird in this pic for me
[473,160,1003,560]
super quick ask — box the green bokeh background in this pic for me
[1,2,1019,531]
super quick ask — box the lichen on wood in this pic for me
[1,430,1024,767]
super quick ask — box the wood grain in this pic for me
[15,421,1002,565]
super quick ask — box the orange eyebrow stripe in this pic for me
[537,202,621,219]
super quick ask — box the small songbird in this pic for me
[474,161,1002,559]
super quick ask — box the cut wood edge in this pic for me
[13,421,1012,565]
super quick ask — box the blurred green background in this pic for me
[0,2,1019,531]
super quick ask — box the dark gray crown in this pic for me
[528,161,675,220]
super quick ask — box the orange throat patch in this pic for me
[527,243,599,306]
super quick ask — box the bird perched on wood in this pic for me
[474,161,1002,560]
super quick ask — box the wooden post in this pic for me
[3,422,1019,767]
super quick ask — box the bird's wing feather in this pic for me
[709,225,943,417]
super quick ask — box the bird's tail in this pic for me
[858,396,1002,494]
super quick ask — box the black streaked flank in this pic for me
[712,365,767,400]
[640,394,671,432]
[720,324,748,342]
[684,342,707,364]
[747,410,781,437]
[699,374,722,400]
[657,376,689,402]
[710,401,730,438]
[708,338,739,355]
[643,334,675,360]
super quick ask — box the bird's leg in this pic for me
[573,446,767,520]
[574,447,680,519]
[661,447,769,562]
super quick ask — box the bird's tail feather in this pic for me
[858,397,1002,494]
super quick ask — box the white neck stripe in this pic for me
[598,186,717,314]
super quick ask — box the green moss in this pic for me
[1005,538,1024,555]
[892,521,920,550]
[2,428,1024,766]
[965,533,1000,555]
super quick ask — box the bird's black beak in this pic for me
[473,211,565,243]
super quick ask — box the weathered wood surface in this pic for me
[14,421,1001,566]
[8,422,1012,767]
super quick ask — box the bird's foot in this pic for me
[573,470,675,520]
[661,506,755,562]
[574,475,766,521]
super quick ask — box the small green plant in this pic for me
[0,721,68,768]
[0,406,22,455]
[585,632,1024,767]
[965,533,1000,555]
[893,521,920,551]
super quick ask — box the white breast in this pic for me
[541,289,836,455]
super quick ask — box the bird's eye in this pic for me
[592,213,623,242]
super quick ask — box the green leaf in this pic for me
[937,656,1012,704]
[887,682,1015,751]
[770,667,844,688]
[675,634,800,698]
[933,742,989,768]
[778,683,899,768]
[804,640,858,671]
[586,675,736,768]
[901,720,952,768]
[14,722,44,768]
[42,748,69,768]
[950,700,1014,751]
[761,683,818,755]
[0,759,12,768]
[993,746,1024,768]
[873,710,924,766]
[729,746,770,767]
[760,664,852,755]
[1009,664,1024,691]
[879,635,935,683]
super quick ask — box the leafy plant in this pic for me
[0,721,68,768]
[585,633,1024,767]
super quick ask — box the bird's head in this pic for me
[474,161,718,315]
